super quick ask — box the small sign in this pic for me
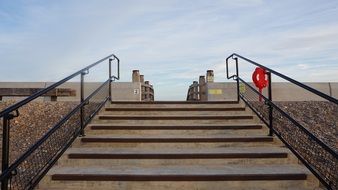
[133,89,139,94]
[208,89,222,95]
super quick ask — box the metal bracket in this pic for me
[111,76,118,81]
[81,69,89,75]
[85,100,90,105]
[264,99,270,106]
[109,58,115,63]
[11,169,18,177]
[7,110,20,120]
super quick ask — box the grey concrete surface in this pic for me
[0,82,143,101]
[111,82,141,101]
[207,83,237,101]
[204,82,337,101]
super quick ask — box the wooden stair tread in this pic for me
[51,165,308,181]
[98,115,254,120]
[81,135,273,143]
[110,101,239,104]
[67,147,288,159]
[88,124,262,130]
[105,107,245,111]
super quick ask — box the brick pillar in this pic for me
[192,81,198,100]
[206,70,214,83]
[199,76,207,101]
[132,70,140,82]
[140,75,144,83]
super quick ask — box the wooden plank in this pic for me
[105,107,246,111]
[90,124,262,130]
[51,165,307,181]
[110,101,239,104]
[98,115,253,120]
[81,136,274,143]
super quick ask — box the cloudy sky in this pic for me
[1,0,338,100]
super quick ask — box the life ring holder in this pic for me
[252,67,268,101]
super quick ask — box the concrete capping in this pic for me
[206,70,214,83]
[132,70,140,82]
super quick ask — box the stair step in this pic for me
[109,101,243,109]
[111,101,239,104]
[97,115,253,120]
[37,100,319,190]
[105,107,245,111]
[50,165,308,181]
[81,135,273,143]
[67,147,288,159]
[89,124,263,130]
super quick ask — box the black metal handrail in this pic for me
[0,53,120,190]
[226,53,338,104]
[225,53,338,190]
[238,77,337,156]
[0,54,119,118]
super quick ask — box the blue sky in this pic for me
[1,0,338,100]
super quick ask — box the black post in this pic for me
[267,72,273,136]
[109,58,112,102]
[79,71,85,137]
[1,115,10,190]
[235,57,240,102]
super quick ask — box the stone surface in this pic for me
[0,100,78,165]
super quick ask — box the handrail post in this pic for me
[109,58,112,102]
[267,72,273,136]
[79,71,86,137]
[1,114,10,190]
[235,57,240,102]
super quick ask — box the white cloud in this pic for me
[0,0,338,100]
[297,64,309,70]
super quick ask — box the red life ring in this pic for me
[252,67,268,89]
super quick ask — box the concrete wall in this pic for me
[0,82,142,102]
[270,82,335,101]
[205,82,338,101]
[45,82,102,101]
[111,82,141,101]
[206,83,237,101]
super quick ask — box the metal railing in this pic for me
[226,53,338,190]
[0,53,120,190]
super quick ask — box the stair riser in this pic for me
[68,152,288,159]
[101,110,250,116]
[93,119,256,125]
[85,129,267,136]
[108,104,244,109]
[88,124,263,130]
[39,179,309,190]
[105,107,246,111]
[53,175,307,181]
[73,142,279,149]
[80,137,273,143]
[98,115,254,120]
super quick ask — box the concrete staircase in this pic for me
[38,101,319,190]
